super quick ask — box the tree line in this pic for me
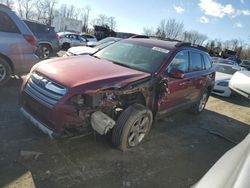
[0,0,117,32]
[143,18,250,59]
[1,0,250,59]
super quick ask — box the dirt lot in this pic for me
[0,75,250,188]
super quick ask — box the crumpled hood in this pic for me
[35,56,150,93]
[68,46,97,55]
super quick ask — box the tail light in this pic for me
[23,34,37,46]
[54,34,59,40]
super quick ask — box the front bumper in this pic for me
[21,107,59,138]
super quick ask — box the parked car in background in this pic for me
[81,34,97,42]
[64,37,122,57]
[24,20,60,60]
[87,37,120,47]
[240,60,250,71]
[227,56,242,65]
[0,4,38,85]
[20,39,215,150]
[212,63,245,97]
[212,57,238,66]
[58,32,87,49]
[229,71,250,99]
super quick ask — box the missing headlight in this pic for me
[69,95,85,106]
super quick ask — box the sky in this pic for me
[60,0,250,42]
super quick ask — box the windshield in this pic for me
[213,64,238,75]
[94,41,170,73]
[94,41,115,50]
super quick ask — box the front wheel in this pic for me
[0,57,11,86]
[112,104,153,151]
[190,90,209,114]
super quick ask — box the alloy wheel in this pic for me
[128,115,150,147]
[199,92,208,112]
[0,63,6,82]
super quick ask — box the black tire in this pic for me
[62,43,70,50]
[190,90,209,114]
[112,104,153,151]
[0,57,11,86]
[37,44,52,59]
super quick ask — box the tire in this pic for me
[190,90,209,114]
[37,44,51,60]
[0,57,11,86]
[62,43,70,50]
[112,104,153,151]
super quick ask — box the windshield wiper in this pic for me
[111,61,132,69]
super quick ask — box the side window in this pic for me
[203,55,212,69]
[167,51,189,73]
[0,11,20,33]
[190,52,203,72]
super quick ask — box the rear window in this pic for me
[189,52,203,71]
[0,11,20,33]
[24,21,53,34]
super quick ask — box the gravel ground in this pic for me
[0,69,249,188]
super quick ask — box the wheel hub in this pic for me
[128,115,149,147]
[0,64,6,82]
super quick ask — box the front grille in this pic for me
[24,72,67,108]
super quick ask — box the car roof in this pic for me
[57,32,77,36]
[0,4,11,10]
[124,38,178,50]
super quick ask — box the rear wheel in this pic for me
[190,90,209,114]
[112,104,153,151]
[37,44,51,59]
[62,43,70,50]
[0,57,11,86]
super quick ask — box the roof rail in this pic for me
[175,42,208,52]
[130,35,149,39]
[0,4,11,9]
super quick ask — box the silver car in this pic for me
[0,4,38,85]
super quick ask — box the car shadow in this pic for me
[211,93,250,107]
[1,108,249,188]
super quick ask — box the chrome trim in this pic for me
[20,107,54,138]
[45,82,67,95]
[24,72,67,107]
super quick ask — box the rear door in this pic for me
[187,51,208,102]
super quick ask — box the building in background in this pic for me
[52,15,82,33]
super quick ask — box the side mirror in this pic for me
[169,68,185,79]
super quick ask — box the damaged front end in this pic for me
[63,76,158,138]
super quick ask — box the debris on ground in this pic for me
[20,150,43,161]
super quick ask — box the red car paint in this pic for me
[20,39,215,138]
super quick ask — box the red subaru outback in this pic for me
[20,39,215,151]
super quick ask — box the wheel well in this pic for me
[122,92,146,107]
[39,43,52,51]
[207,85,212,94]
[0,53,14,73]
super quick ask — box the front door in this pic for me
[158,50,192,115]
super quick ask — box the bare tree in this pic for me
[81,5,91,32]
[156,19,184,40]
[108,16,117,31]
[143,27,155,36]
[17,0,34,20]
[165,19,184,40]
[183,30,207,45]
[0,0,14,7]
[156,19,166,39]
[93,14,117,31]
